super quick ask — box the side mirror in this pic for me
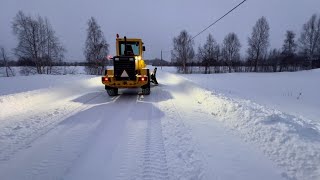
[143,46,146,51]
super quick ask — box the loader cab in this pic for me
[116,37,145,58]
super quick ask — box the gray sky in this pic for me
[1,0,320,61]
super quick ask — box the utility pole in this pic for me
[161,49,163,70]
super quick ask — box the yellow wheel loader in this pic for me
[101,34,153,96]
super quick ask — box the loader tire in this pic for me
[106,88,118,96]
[142,87,150,95]
[141,69,151,95]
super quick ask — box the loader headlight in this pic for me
[135,56,141,60]
[115,57,119,61]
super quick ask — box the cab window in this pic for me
[119,42,140,56]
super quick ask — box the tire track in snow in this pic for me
[141,87,169,180]
[57,93,139,180]
[157,83,205,180]
[142,120,169,180]
[116,88,169,180]
[115,94,146,180]
[0,93,119,180]
[0,91,109,161]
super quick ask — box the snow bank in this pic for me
[0,74,103,118]
[177,69,320,122]
[0,74,94,96]
[161,72,320,180]
[0,75,104,160]
[0,66,87,77]
[201,91,320,180]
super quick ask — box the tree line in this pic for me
[1,11,320,76]
[171,15,320,74]
[0,11,109,76]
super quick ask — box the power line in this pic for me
[191,0,247,40]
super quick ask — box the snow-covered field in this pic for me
[0,67,319,180]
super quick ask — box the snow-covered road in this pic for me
[1,70,318,180]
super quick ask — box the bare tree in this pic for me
[84,17,109,75]
[222,32,241,73]
[171,30,195,73]
[12,11,65,74]
[283,30,297,56]
[299,14,320,61]
[247,16,270,72]
[42,18,65,74]
[268,48,282,72]
[198,34,219,74]
[279,30,297,71]
[0,47,15,77]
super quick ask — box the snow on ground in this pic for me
[162,67,320,180]
[0,74,90,95]
[176,68,320,121]
[0,66,87,78]
[0,68,319,180]
[0,75,105,162]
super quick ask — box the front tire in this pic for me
[106,86,118,96]
[141,69,151,95]
[142,87,150,95]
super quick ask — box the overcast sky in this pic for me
[1,0,320,61]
